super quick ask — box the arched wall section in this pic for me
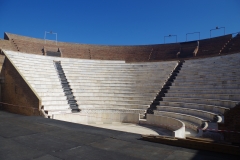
[2,32,233,62]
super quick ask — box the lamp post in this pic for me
[44,31,58,45]
[164,34,177,44]
[186,32,200,41]
[210,27,225,38]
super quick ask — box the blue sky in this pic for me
[0,0,240,45]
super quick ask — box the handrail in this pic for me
[148,48,153,60]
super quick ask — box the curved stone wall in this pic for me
[1,32,232,62]
[140,114,185,138]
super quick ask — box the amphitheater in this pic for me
[0,32,240,159]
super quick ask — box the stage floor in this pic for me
[0,111,237,160]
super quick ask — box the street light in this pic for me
[210,27,225,38]
[44,31,58,45]
[186,32,200,41]
[164,34,177,44]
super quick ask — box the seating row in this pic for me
[4,50,177,116]
[156,52,240,133]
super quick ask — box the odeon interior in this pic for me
[0,32,239,142]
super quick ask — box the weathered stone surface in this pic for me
[0,111,237,160]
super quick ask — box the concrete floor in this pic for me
[0,111,238,160]
[75,121,197,137]
[79,122,173,136]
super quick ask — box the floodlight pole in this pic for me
[164,35,177,44]
[44,31,58,45]
[186,32,200,41]
[210,27,225,38]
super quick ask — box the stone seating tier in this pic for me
[78,104,149,109]
[158,101,228,115]
[183,53,240,63]
[4,49,240,136]
[165,89,240,94]
[165,93,240,101]
[156,106,220,122]
[171,79,239,83]
[170,85,240,89]
[4,50,177,117]
[154,110,207,131]
[178,70,240,75]
[154,52,240,132]
[162,97,237,108]
[75,97,154,102]
[175,77,240,81]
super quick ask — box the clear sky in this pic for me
[0,0,240,45]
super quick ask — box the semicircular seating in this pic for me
[3,49,240,137]
[4,50,178,117]
[155,53,240,132]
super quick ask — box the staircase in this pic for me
[54,61,80,112]
[146,60,184,114]
[221,33,240,54]
[11,39,20,51]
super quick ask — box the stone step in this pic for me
[179,120,200,131]
[43,105,71,110]
[65,76,169,81]
[42,100,69,105]
[72,89,159,94]
[170,85,240,89]
[30,84,63,89]
[176,75,240,79]
[165,93,240,101]
[64,91,73,95]
[172,79,239,83]
[38,92,65,96]
[20,69,58,77]
[154,110,207,129]
[20,73,58,78]
[63,70,171,75]
[181,65,240,70]
[61,64,176,68]
[14,61,127,67]
[64,74,170,78]
[69,103,78,107]
[74,96,154,101]
[16,66,56,71]
[73,92,156,97]
[68,99,77,103]
[35,88,64,92]
[41,96,66,101]
[26,78,60,82]
[162,97,238,108]
[62,69,170,74]
[182,62,239,66]
[80,108,145,114]
[78,104,149,110]
[179,70,240,74]
[172,80,240,86]
[68,82,165,87]
[167,89,240,94]
[182,62,240,66]
[24,81,60,85]
[67,98,76,101]
[159,101,230,115]
[71,87,160,92]
[68,79,166,84]
[46,109,73,116]
[156,106,220,122]
[76,100,151,105]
